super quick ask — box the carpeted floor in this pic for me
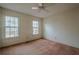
[0,39,79,55]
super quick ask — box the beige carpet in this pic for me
[0,39,79,55]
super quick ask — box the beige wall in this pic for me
[44,6,79,48]
[0,8,43,47]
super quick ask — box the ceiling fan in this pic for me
[32,3,49,12]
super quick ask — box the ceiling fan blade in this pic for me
[32,7,39,9]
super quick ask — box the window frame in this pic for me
[4,16,20,38]
[32,20,39,35]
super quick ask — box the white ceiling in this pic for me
[0,3,79,18]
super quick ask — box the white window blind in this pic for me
[5,16,19,38]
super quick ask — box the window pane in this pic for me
[33,30,38,34]
[15,17,18,26]
[5,27,19,38]
[33,21,38,27]
[5,28,10,38]
[10,28,18,36]
[11,17,18,27]
[5,16,18,27]
[11,17,15,26]
[5,27,10,32]
[6,31,10,38]
[5,16,11,26]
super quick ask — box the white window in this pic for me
[33,20,39,35]
[5,16,19,38]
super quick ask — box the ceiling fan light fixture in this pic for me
[32,7,39,9]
